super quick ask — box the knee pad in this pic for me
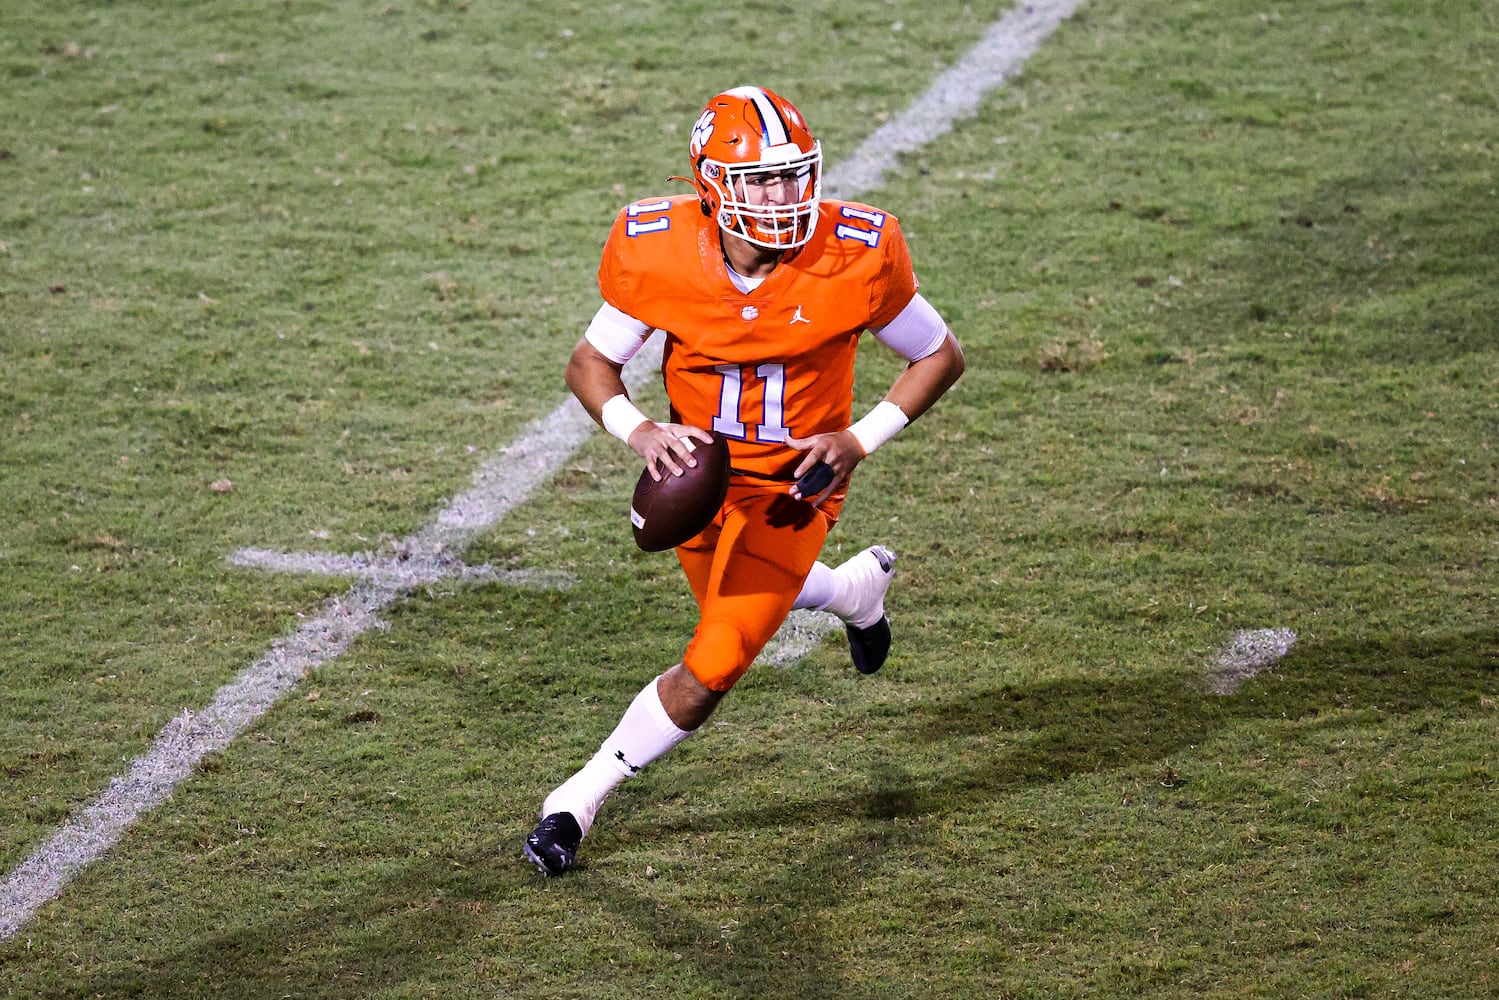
[684,620,751,692]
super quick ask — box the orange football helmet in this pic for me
[687,86,822,251]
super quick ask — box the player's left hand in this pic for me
[785,430,864,505]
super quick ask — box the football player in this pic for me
[526,86,965,876]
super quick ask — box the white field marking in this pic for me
[0,587,389,941]
[823,0,1086,199]
[1203,628,1298,695]
[758,609,842,667]
[0,0,1084,940]
[228,548,576,591]
[0,337,654,942]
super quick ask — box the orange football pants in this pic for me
[675,476,846,692]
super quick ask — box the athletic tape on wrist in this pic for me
[600,394,650,443]
[848,400,909,455]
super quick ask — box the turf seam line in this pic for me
[0,0,1085,941]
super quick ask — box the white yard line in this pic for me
[0,0,1086,940]
[824,0,1085,199]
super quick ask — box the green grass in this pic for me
[2,0,1497,997]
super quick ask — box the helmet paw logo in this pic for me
[690,110,717,155]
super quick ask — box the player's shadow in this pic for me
[560,624,1497,997]
[650,624,1496,834]
[42,626,1494,1000]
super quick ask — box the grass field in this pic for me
[2,0,1496,997]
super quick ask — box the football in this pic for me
[630,433,731,552]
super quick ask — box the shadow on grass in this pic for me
[571,626,1497,997]
[1164,167,1499,368]
[42,627,1492,999]
[688,625,1498,830]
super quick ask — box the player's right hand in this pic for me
[629,422,715,481]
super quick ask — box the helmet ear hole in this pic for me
[691,158,714,216]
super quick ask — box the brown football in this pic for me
[630,433,731,552]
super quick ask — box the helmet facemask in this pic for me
[698,141,822,250]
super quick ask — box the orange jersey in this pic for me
[598,195,918,480]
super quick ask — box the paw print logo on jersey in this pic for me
[689,109,717,157]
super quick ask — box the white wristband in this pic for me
[848,400,909,455]
[600,393,650,443]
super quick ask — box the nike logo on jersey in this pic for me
[790,305,811,324]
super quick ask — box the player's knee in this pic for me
[684,620,752,692]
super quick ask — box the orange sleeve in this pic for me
[597,207,641,316]
[597,196,707,327]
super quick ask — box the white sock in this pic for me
[541,675,694,836]
[793,561,835,611]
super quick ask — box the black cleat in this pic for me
[832,545,896,674]
[847,617,892,675]
[524,812,582,877]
